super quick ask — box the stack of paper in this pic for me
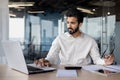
[82,65,120,76]
[82,65,104,71]
[56,69,77,77]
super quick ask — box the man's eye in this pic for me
[71,22,75,24]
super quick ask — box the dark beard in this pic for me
[68,26,79,34]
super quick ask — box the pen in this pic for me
[101,43,115,58]
[101,44,108,58]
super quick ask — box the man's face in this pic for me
[66,17,80,34]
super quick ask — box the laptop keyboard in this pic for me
[27,65,56,74]
[27,65,43,71]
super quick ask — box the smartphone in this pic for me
[65,66,82,70]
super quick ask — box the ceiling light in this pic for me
[9,13,16,17]
[90,1,115,7]
[77,7,94,14]
[8,2,34,8]
[107,12,110,15]
[28,11,45,14]
[92,9,96,11]
[13,6,25,9]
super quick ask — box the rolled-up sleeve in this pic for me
[45,36,61,64]
[90,40,105,65]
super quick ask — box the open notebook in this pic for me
[2,40,56,74]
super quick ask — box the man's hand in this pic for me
[104,54,115,65]
[34,58,51,67]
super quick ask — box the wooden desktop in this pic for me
[0,64,120,80]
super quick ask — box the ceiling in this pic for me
[9,0,120,21]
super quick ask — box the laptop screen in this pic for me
[2,40,29,74]
[2,40,56,74]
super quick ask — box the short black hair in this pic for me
[65,8,84,23]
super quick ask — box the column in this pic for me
[0,0,9,64]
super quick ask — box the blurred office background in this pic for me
[0,0,120,64]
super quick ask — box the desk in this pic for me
[0,64,120,80]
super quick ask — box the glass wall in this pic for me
[9,7,62,63]
[23,13,62,63]
[9,17,25,42]
[81,16,116,55]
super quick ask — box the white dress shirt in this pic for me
[46,32,105,65]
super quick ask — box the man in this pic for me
[35,8,114,67]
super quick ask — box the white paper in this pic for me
[82,65,120,73]
[105,65,120,72]
[56,69,77,77]
[106,65,120,70]
[82,65,104,71]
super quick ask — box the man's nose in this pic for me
[67,23,71,28]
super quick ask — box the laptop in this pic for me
[2,40,56,74]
